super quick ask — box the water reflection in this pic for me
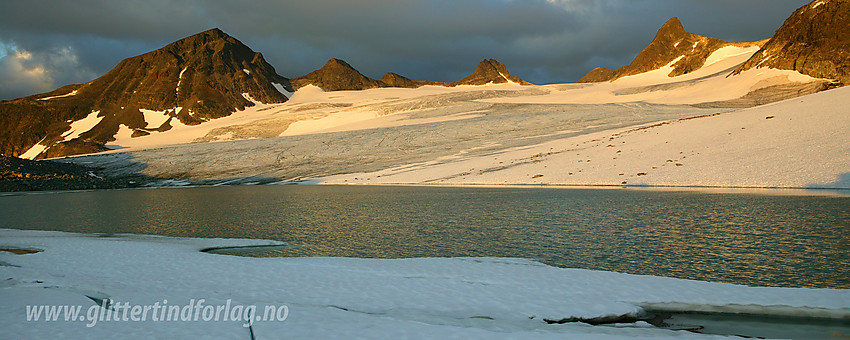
[1,185,847,288]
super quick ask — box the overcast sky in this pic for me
[0,0,810,100]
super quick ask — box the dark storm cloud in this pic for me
[0,0,810,100]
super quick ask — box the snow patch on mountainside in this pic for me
[19,110,103,159]
[19,138,48,159]
[176,67,187,94]
[60,111,103,141]
[703,46,759,67]
[37,90,78,101]
[140,109,171,129]
[105,101,288,150]
[112,124,134,144]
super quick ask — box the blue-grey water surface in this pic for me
[1,185,847,288]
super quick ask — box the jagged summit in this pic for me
[453,59,532,86]
[577,17,761,83]
[0,28,293,159]
[291,58,386,91]
[629,17,730,78]
[733,0,850,84]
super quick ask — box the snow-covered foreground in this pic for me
[324,86,850,190]
[2,228,849,339]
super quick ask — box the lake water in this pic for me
[1,185,847,289]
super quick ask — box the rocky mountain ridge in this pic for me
[579,0,848,85]
[577,17,765,83]
[292,58,531,91]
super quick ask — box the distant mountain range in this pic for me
[291,58,530,91]
[1,0,846,160]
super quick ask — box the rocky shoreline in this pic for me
[0,156,149,192]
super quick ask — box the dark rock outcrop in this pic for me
[577,17,763,83]
[290,58,386,91]
[0,28,293,159]
[733,0,850,85]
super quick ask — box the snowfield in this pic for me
[324,85,850,190]
[2,228,848,339]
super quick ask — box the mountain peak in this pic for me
[291,58,386,91]
[1,28,293,159]
[453,58,531,86]
[185,28,229,41]
[733,0,849,84]
[658,17,686,37]
[98,27,291,117]
[154,28,245,57]
[202,27,227,36]
[476,59,500,69]
[322,58,358,71]
[577,17,736,82]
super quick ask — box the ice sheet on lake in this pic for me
[1,228,847,338]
